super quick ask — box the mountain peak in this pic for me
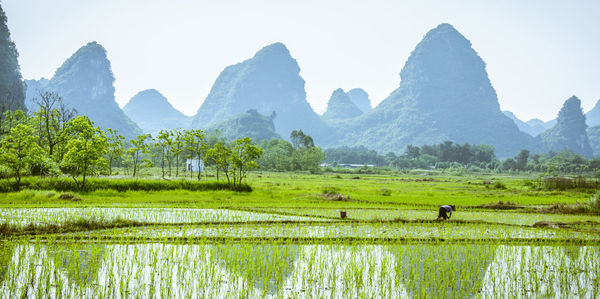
[541,95,592,157]
[123,89,190,135]
[322,88,363,121]
[41,42,141,138]
[53,42,113,84]
[191,42,328,142]
[346,88,372,113]
[337,23,536,157]
[252,42,293,61]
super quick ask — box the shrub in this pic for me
[0,177,252,193]
[588,191,600,213]
[542,176,600,191]
[493,181,506,189]
[59,193,82,201]
[321,185,340,194]
[380,188,392,196]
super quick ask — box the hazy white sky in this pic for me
[3,0,599,121]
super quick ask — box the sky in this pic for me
[3,0,600,121]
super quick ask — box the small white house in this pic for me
[186,159,204,173]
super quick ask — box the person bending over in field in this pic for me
[437,205,456,220]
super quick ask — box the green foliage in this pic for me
[105,128,125,175]
[493,181,507,189]
[0,177,251,193]
[0,124,45,186]
[206,109,279,142]
[60,116,109,189]
[127,134,152,177]
[542,176,600,191]
[206,141,232,182]
[588,191,600,213]
[230,137,262,186]
[380,188,392,196]
[258,139,294,171]
[325,145,386,166]
[292,146,325,173]
[183,129,207,180]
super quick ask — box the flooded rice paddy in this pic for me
[2,206,599,298]
[0,242,598,298]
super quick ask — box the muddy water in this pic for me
[0,242,597,298]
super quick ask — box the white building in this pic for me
[186,159,204,173]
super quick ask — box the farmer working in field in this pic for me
[437,205,456,220]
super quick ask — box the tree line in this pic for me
[324,141,600,175]
[0,91,262,189]
[257,130,326,173]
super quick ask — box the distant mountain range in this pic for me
[10,20,599,157]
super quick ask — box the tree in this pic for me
[105,128,125,175]
[258,139,294,171]
[290,129,314,148]
[157,130,174,177]
[127,134,152,177]
[184,129,207,180]
[0,109,27,136]
[206,141,232,183]
[230,137,262,186]
[0,124,44,187]
[293,146,325,173]
[32,91,76,160]
[501,158,517,171]
[405,145,421,159]
[515,149,530,171]
[171,130,185,177]
[60,116,108,189]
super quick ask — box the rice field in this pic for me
[0,242,598,298]
[0,171,599,298]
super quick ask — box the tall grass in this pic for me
[0,177,252,193]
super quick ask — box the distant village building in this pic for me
[186,159,204,173]
[320,163,375,169]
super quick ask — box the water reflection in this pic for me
[0,241,14,283]
[0,243,597,298]
[388,244,496,298]
[211,244,299,296]
[481,245,600,298]
[48,243,105,286]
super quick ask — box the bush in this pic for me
[0,177,252,193]
[588,191,600,213]
[321,185,340,194]
[380,188,392,196]
[493,181,507,189]
[542,176,600,191]
[59,193,82,201]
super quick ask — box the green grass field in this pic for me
[0,170,598,297]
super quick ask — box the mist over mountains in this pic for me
[3,13,597,157]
